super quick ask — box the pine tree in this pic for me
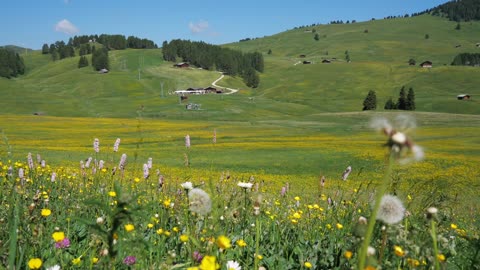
[314,33,320,41]
[406,87,416,110]
[42,44,49,54]
[384,98,395,110]
[362,90,377,110]
[78,56,89,68]
[397,86,407,110]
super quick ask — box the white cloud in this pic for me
[64,0,70,4]
[189,20,209,34]
[54,19,79,35]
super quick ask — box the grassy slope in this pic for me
[226,15,480,115]
[0,15,479,120]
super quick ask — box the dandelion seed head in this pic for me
[376,194,405,224]
[188,188,212,216]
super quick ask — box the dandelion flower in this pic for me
[188,188,212,216]
[52,231,65,242]
[72,257,81,265]
[394,245,405,257]
[124,224,135,232]
[236,239,247,247]
[180,234,189,242]
[304,262,312,268]
[28,258,42,270]
[344,250,353,259]
[237,182,253,189]
[376,194,405,224]
[226,260,241,270]
[216,235,231,250]
[437,254,446,262]
[108,191,116,197]
[199,255,219,270]
[41,208,51,217]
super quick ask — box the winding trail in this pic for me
[212,72,239,95]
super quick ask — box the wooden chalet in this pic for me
[174,62,190,68]
[322,59,331,63]
[420,61,432,68]
[457,94,471,100]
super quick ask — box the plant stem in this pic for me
[358,154,394,269]
[430,219,441,270]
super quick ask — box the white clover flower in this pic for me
[237,182,253,189]
[181,181,193,190]
[96,217,104,224]
[188,188,211,216]
[376,194,405,224]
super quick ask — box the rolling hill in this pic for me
[1,14,479,120]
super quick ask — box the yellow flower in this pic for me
[294,196,300,201]
[147,223,154,228]
[41,208,51,217]
[164,231,171,236]
[28,258,42,269]
[173,226,179,232]
[407,258,420,267]
[92,257,99,264]
[124,224,135,232]
[52,231,65,242]
[437,254,446,262]
[304,262,312,268]
[216,235,231,249]
[108,191,116,197]
[187,267,200,270]
[394,245,405,257]
[180,234,189,242]
[256,254,263,260]
[450,223,458,229]
[163,198,171,208]
[134,177,140,183]
[156,228,164,235]
[344,250,353,259]
[72,257,81,265]
[291,219,298,224]
[336,223,343,229]
[199,255,220,270]
[236,239,247,247]
[293,212,301,219]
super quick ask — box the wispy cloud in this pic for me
[54,19,79,35]
[189,20,209,34]
[64,0,71,4]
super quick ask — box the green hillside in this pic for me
[1,14,479,119]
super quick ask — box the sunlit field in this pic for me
[1,112,479,269]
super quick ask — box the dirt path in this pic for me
[212,73,239,95]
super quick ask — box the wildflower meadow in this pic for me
[0,113,479,270]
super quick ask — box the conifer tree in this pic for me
[362,90,377,110]
[384,98,395,110]
[42,44,49,54]
[406,87,416,110]
[397,86,407,110]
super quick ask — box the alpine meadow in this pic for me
[1,2,480,270]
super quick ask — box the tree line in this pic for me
[431,0,480,22]
[0,48,25,78]
[451,53,480,66]
[162,39,264,88]
[362,86,415,111]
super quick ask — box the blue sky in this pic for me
[1,0,448,50]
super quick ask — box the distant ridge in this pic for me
[0,45,33,54]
